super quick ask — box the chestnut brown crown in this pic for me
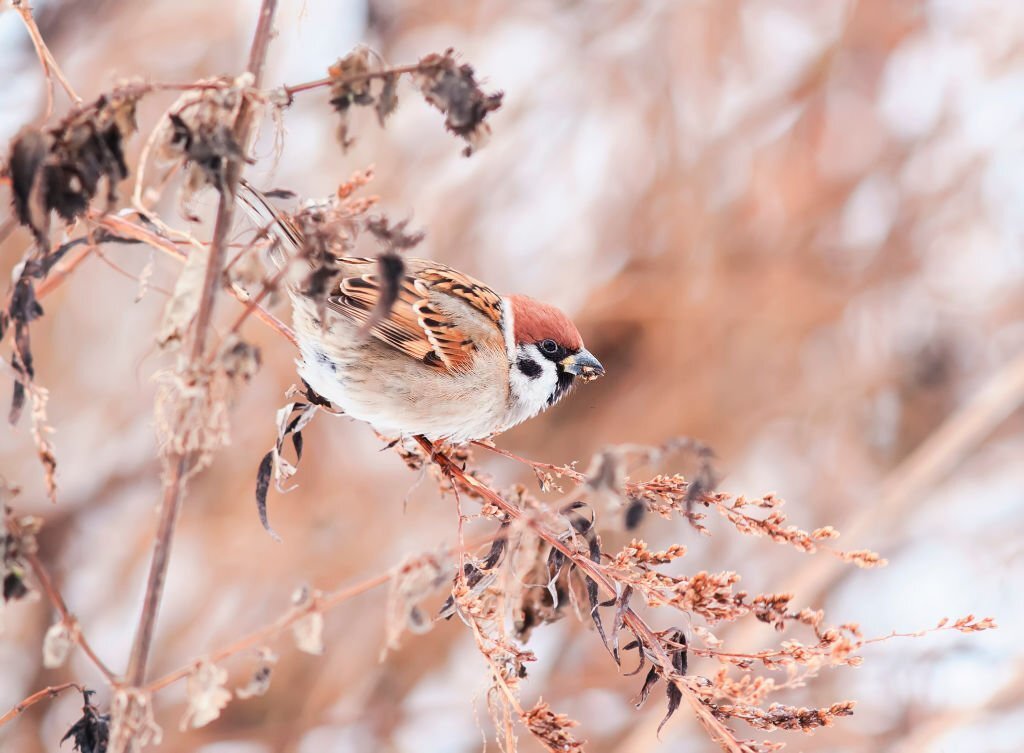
[506,294,584,351]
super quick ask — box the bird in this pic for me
[238,182,604,444]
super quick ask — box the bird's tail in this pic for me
[236,179,304,267]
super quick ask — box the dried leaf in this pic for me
[292,587,324,655]
[3,570,29,602]
[658,681,682,736]
[357,252,405,338]
[255,450,275,538]
[180,660,231,730]
[376,72,400,125]
[635,666,660,708]
[43,619,73,668]
[327,48,375,150]
[235,648,277,699]
[293,610,324,655]
[523,699,585,753]
[415,49,503,156]
[61,689,109,753]
[157,247,207,349]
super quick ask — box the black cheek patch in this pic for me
[548,369,575,405]
[517,357,543,379]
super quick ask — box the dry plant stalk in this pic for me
[0,3,999,753]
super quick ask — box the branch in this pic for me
[4,515,115,682]
[416,437,746,753]
[143,532,497,694]
[123,0,280,690]
[281,62,423,98]
[0,682,82,727]
[13,0,81,118]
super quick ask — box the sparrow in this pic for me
[238,183,604,443]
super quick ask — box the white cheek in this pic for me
[508,345,558,420]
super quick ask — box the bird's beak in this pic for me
[561,349,605,382]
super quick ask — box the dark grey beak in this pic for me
[561,348,605,381]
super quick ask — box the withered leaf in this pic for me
[611,585,633,665]
[480,522,509,570]
[180,660,231,730]
[3,570,29,602]
[255,450,274,537]
[7,91,139,243]
[625,497,646,530]
[415,49,503,156]
[328,48,375,151]
[659,682,682,737]
[8,127,49,242]
[635,666,660,708]
[376,72,399,126]
[364,216,425,251]
[622,635,646,677]
[60,689,109,753]
[43,620,73,668]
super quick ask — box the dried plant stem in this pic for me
[34,243,95,297]
[0,682,83,727]
[143,533,497,695]
[13,0,82,117]
[145,556,392,694]
[5,516,115,682]
[88,213,299,345]
[415,437,744,752]
[123,0,280,691]
[282,63,424,97]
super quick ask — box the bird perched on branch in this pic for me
[238,182,604,443]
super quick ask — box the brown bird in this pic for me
[239,183,604,443]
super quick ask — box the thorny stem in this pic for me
[4,516,116,682]
[0,682,83,727]
[415,437,745,752]
[123,0,280,691]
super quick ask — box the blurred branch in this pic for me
[0,682,82,727]
[799,348,1024,605]
[123,0,280,690]
[12,0,81,117]
[282,62,423,98]
[142,534,495,695]
[891,657,1024,753]
[4,514,115,683]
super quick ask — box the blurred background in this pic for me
[1,0,1022,751]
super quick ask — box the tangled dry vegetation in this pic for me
[0,2,997,752]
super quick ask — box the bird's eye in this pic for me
[540,339,559,355]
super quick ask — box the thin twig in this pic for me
[0,682,83,727]
[281,63,423,98]
[123,0,280,690]
[143,532,497,694]
[87,214,299,345]
[13,0,82,117]
[2,515,116,682]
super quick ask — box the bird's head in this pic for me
[505,294,604,414]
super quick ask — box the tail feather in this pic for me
[236,179,304,264]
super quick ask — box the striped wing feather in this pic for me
[328,259,505,372]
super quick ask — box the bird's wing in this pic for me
[328,259,506,373]
[237,181,507,373]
